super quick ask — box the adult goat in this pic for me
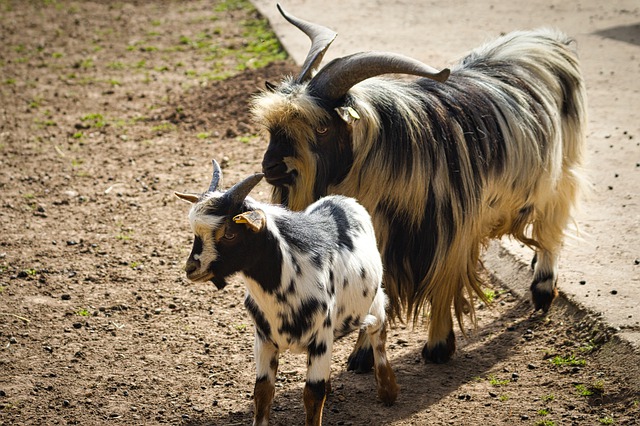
[253,5,587,368]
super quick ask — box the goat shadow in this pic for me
[183,293,547,426]
[594,23,640,46]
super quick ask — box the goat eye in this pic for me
[316,127,328,135]
[223,232,236,241]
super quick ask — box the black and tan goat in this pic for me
[252,5,588,368]
[176,160,398,426]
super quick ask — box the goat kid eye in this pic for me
[223,232,237,241]
[316,127,328,135]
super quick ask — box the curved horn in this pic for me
[225,173,264,205]
[308,51,450,102]
[277,4,337,83]
[208,159,223,193]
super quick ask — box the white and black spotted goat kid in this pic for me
[176,160,398,426]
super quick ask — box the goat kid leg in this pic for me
[347,328,374,373]
[364,287,398,404]
[253,338,278,426]
[304,334,333,426]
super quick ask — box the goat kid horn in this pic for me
[208,159,223,193]
[309,51,451,103]
[225,173,265,205]
[277,4,337,83]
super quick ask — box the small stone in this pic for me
[61,294,71,301]
[610,290,618,295]
[154,308,162,314]
[62,399,70,407]
[511,372,519,381]
[527,363,538,370]
[0,390,6,397]
[579,280,586,285]
[9,337,17,344]
[521,415,529,420]
[72,322,82,329]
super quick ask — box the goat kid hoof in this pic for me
[347,347,374,373]
[422,331,455,364]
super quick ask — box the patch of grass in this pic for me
[575,384,593,397]
[542,394,555,402]
[52,52,64,59]
[72,131,84,139]
[130,261,141,269]
[24,268,37,276]
[81,113,106,128]
[196,132,211,140]
[214,0,246,12]
[151,122,176,134]
[76,308,90,317]
[4,78,16,85]
[107,61,125,70]
[599,417,614,425]
[535,421,555,426]
[498,394,509,401]
[484,289,496,303]
[550,354,585,367]
[488,375,510,386]
[538,408,550,416]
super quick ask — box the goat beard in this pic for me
[211,275,228,290]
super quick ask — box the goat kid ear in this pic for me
[175,192,200,204]
[335,106,360,125]
[265,81,277,92]
[233,210,266,233]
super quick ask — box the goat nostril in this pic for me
[185,260,199,275]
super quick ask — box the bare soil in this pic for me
[1,1,639,425]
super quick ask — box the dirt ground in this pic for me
[1,1,639,425]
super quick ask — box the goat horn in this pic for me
[225,173,264,205]
[277,4,337,83]
[309,51,450,102]
[208,159,223,193]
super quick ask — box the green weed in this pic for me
[550,355,585,367]
[488,375,510,386]
[81,113,106,128]
[599,417,614,425]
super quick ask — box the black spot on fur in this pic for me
[278,298,327,341]
[245,297,271,342]
[191,236,203,257]
[308,336,328,359]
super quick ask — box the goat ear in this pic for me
[335,106,360,125]
[175,192,199,204]
[233,210,266,233]
[265,81,277,92]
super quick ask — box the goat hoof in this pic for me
[422,330,455,364]
[347,347,374,373]
[531,285,558,312]
[530,274,558,312]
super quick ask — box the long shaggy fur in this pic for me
[252,28,587,354]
